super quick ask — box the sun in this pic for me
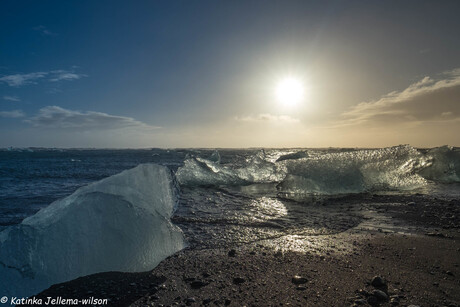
[275,77,304,106]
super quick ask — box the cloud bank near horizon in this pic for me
[0,110,25,118]
[337,68,460,128]
[234,113,300,124]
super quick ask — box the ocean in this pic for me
[0,145,459,297]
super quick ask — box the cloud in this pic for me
[337,68,460,127]
[26,106,160,131]
[441,111,453,117]
[0,110,25,118]
[33,25,57,36]
[235,113,300,123]
[3,96,21,102]
[0,72,47,87]
[0,70,87,87]
[49,70,87,82]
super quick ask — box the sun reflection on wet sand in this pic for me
[248,197,288,220]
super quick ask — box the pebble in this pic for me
[228,249,237,257]
[367,295,378,305]
[296,286,307,290]
[190,280,208,289]
[292,275,308,284]
[202,298,212,305]
[426,232,447,238]
[354,299,367,305]
[371,276,386,288]
[186,297,196,305]
[390,296,400,306]
[233,277,245,284]
[373,289,389,302]
[356,289,368,296]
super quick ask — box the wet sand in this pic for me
[25,194,460,307]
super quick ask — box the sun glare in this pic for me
[276,77,304,106]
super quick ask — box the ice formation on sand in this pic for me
[0,164,185,297]
[419,145,460,183]
[177,146,433,195]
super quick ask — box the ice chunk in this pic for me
[208,150,221,163]
[177,146,431,194]
[278,145,430,196]
[276,150,309,162]
[176,150,283,186]
[419,145,460,183]
[0,164,186,298]
[177,157,246,186]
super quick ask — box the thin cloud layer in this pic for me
[33,25,57,36]
[0,110,25,118]
[0,72,48,87]
[3,96,21,102]
[49,70,87,82]
[339,68,460,127]
[235,113,300,124]
[26,106,159,131]
[0,70,86,87]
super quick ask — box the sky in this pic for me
[1,0,460,148]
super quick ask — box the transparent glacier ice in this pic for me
[419,145,460,183]
[276,150,309,162]
[278,145,431,195]
[176,150,283,186]
[177,146,434,195]
[0,164,186,298]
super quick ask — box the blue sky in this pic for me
[1,0,460,148]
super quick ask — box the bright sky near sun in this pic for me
[1,0,460,148]
[276,77,304,107]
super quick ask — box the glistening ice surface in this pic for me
[0,164,185,298]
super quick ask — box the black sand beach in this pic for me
[25,193,460,307]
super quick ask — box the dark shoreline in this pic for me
[23,194,460,307]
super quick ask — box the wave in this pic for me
[0,164,185,298]
[176,145,459,195]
